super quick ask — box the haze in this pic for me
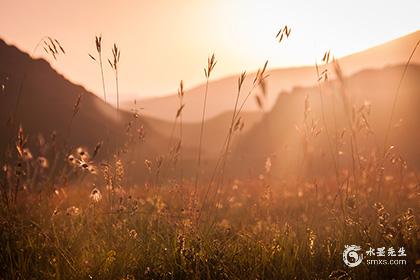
[1,0,419,102]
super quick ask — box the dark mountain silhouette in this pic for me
[232,64,420,178]
[0,39,260,182]
[0,39,168,181]
[127,30,420,122]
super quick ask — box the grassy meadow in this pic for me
[0,34,419,280]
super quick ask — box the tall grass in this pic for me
[109,43,121,110]
[89,35,107,103]
[193,54,216,195]
[378,39,420,196]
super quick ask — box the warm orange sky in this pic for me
[1,0,419,102]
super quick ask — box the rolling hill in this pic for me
[232,64,420,178]
[144,111,262,158]
[126,30,420,122]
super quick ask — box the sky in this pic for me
[1,0,419,102]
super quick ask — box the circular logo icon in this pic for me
[343,245,363,267]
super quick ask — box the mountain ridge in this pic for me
[125,30,420,122]
[232,63,420,177]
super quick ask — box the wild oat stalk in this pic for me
[13,125,27,203]
[276,25,291,43]
[209,71,247,196]
[67,92,84,141]
[331,58,362,196]
[382,39,420,151]
[12,36,65,135]
[377,39,420,196]
[201,27,289,225]
[225,71,246,157]
[177,80,185,184]
[160,81,185,183]
[89,35,107,103]
[213,71,247,201]
[315,53,340,189]
[315,55,352,221]
[193,54,216,194]
[199,61,269,225]
[233,61,269,121]
[108,43,121,110]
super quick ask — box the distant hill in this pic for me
[144,111,262,158]
[126,30,420,122]
[232,64,420,178]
